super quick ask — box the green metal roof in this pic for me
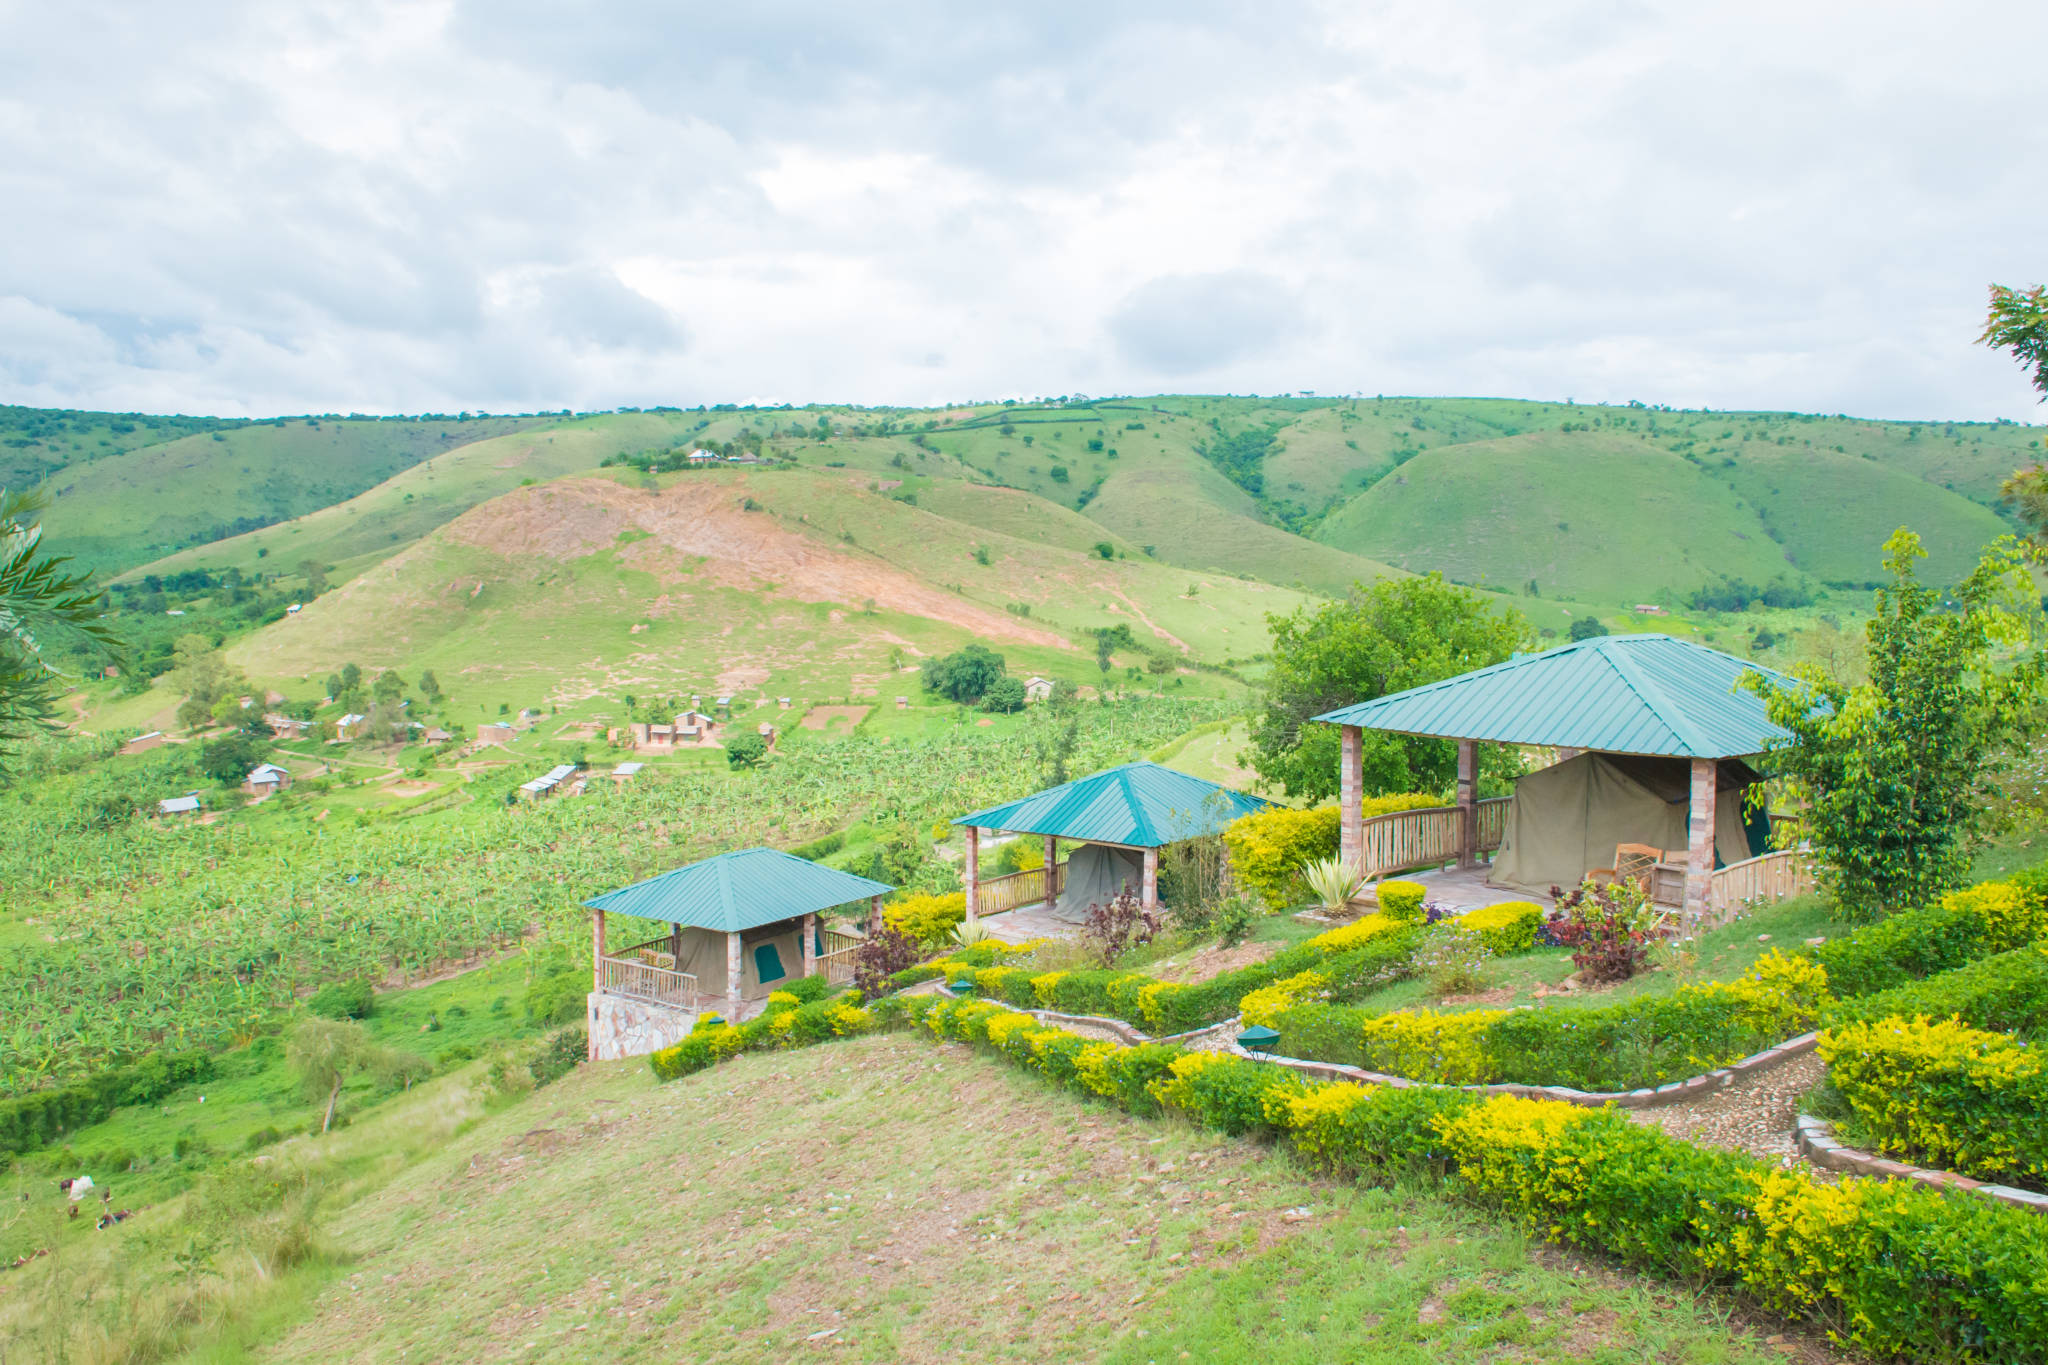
[952,761,1273,846]
[1311,634,1795,759]
[582,848,893,933]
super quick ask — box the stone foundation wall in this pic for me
[588,991,696,1061]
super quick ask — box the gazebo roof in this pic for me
[583,848,893,933]
[952,761,1273,847]
[1312,634,1795,759]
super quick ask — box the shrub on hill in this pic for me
[923,644,1007,704]
[307,979,376,1021]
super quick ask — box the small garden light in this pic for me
[945,978,977,998]
[1236,1025,1281,1054]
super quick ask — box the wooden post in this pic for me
[1339,725,1365,873]
[964,826,981,922]
[869,894,883,935]
[1685,758,1717,932]
[1456,739,1477,869]
[802,912,818,980]
[1141,846,1159,911]
[1044,834,1059,910]
[725,930,743,1021]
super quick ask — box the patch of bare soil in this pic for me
[800,705,870,731]
[1438,985,1518,1006]
[1155,939,1278,985]
[443,477,1069,648]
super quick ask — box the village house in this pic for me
[1023,676,1055,703]
[519,763,581,800]
[120,731,167,756]
[611,761,644,785]
[423,727,452,743]
[244,763,292,797]
[475,722,516,746]
[156,793,203,818]
[334,713,368,741]
[265,714,311,740]
[625,710,720,751]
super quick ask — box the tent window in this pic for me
[754,942,787,984]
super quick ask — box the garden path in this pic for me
[1626,1051,1827,1167]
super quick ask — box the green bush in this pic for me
[1456,901,1544,955]
[1827,944,2048,1034]
[307,979,376,1021]
[1376,880,1426,922]
[530,1027,587,1087]
[0,1051,214,1155]
[1809,878,2048,998]
[781,975,831,1004]
[789,831,846,860]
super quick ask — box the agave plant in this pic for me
[1303,856,1364,913]
[949,917,992,947]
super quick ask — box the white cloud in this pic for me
[0,0,2042,418]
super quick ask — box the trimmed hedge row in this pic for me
[1823,1015,2048,1189]
[917,994,2048,1362]
[1275,949,1829,1090]
[1827,944,2048,1035]
[1811,878,2048,998]
[0,1050,215,1155]
[646,989,915,1081]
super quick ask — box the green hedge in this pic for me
[918,994,2048,1363]
[0,1050,215,1155]
[647,993,915,1081]
[1828,945,2048,1035]
[1809,878,2048,998]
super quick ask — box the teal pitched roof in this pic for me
[953,761,1273,846]
[1312,634,1795,759]
[583,848,893,932]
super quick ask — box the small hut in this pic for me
[951,761,1271,923]
[582,849,892,1059]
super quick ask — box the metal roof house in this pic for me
[581,849,893,1059]
[951,761,1273,924]
[244,762,292,796]
[519,763,581,800]
[157,793,202,817]
[1311,634,1807,926]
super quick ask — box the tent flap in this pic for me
[1489,752,1753,898]
[1052,844,1146,923]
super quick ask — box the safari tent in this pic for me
[951,761,1273,923]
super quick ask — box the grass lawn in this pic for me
[246,1034,1829,1364]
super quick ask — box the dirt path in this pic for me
[1625,1052,1826,1164]
[1108,587,1190,655]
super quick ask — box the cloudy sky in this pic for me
[1,0,2043,419]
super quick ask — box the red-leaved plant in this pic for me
[1550,879,1656,983]
[1083,888,1160,966]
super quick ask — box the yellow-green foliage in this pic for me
[1223,805,1340,908]
[1940,881,2048,953]
[1240,969,1329,1027]
[1305,913,1401,953]
[884,891,967,947]
[1223,795,1440,909]
[1821,1014,2048,1186]
[1456,902,1543,955]
[1356,1009,1506,1084]
[1720,949,1831,1036]
[1375,880,1427,922]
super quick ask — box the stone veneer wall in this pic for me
[589,991,697,1062]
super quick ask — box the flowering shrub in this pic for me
[1821,1015,2048,1187]
[1553,878,1656,983]
[1083,888,1160,964]
[884,891,968,948]
[1810,876,2048,997]
[1412,924,1493,995]
[1304,913,1401,953]
[1222,795,1440,909]
[853,928,926,997]
[1376,880,1428,922]
[646,990,909,1081]
[1240,969,1329,1027]
[1827,943,2048,1035]
[1455,902,1545,955]
[1357,1008,1505,1084]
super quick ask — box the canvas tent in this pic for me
[1051,844,1145,922]
[1488,752,1762,897]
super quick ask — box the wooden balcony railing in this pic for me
[820,929,864,985]
[1360,806,1463,879]
[1707,848,1813,924]
[1475,797,1509,854]
[598,953,697,1010]
[976,859,1069,917]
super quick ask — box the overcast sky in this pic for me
[1,0,2043,420]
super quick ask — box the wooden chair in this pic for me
[1590,843,1664,892]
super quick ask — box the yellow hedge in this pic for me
[885,891,967,947]
[1223,794,1441,909]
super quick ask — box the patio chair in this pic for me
[1590,843,1664,892]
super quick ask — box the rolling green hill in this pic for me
[1314,431,1799,604]
[35,414,547,572]
[0,404,244,490]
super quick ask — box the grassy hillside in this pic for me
[1315,431,1802,604]
[130,412,694,584]
[217,468,1301,716]
[0,404,244,490]
[35,414,547,572]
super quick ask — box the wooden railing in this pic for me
[1707,849,1813,924]
[598,953,697,1010]
[820,929,863,985]
[1475,797,1508,854]
[1360,806,1465,879]
[975,860,1069,917]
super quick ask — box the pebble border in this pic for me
[1006,1003,1821,1110]
[1792,1114,2048,1214]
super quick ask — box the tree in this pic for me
[923,644,1006,704]
[1568,615,1609,641]
[1742,530,2044,919]
[1249,575,1532,800]
[299,558,328,596]
[981,676,1027,713]
[199,732,268,785]
[725,732,768,768]
[417,669,441,703]
[1981,284,2048,543]
[169,635,243,732]
[1093,541,1114,560]
[372,670,406,706]
[0,492,119,771]
[287,1017,427,1134]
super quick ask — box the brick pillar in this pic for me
[964,826,981,922]
[1685,758,1717,930]
[1141,846,1159,911]
[1340,725,1365,873]
[726,931,743,1021]
[1045,834,1059,910]
[802,912,818,980]
[1456,739,1477,870]
[869,894,883,935]
[591,908,606,994]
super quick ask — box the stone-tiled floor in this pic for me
[1395,861,1543,912]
